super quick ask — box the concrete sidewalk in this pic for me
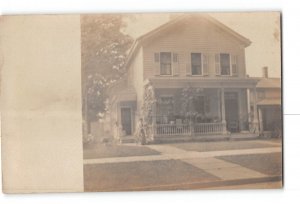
[83,146,281,165]
[143,145,276,181]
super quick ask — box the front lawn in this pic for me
[84,159,219,191]
[217,153,282,176]
[83,143,160,159]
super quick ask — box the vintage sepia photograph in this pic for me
[81,12,282,191]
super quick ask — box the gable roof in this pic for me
[124,13,252,68]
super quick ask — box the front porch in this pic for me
[142,78,260,143]
[150,123,259,142]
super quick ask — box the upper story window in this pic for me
[215,53,238,76]
[154,52,179,76]
[160,52,172,75]
[191,53,202,75]
[220,53,231,75]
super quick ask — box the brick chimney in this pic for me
[262,66,268,78]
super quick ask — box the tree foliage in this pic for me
[81,14,133,124]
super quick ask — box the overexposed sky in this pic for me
[123,12,281,78]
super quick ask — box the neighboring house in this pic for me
[249,67,282,137]
[109,14,261,143]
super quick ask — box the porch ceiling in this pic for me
[146,77,259,89]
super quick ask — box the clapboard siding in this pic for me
[262,88,281,99]
[142,18,246,79]
[128,48,144,111]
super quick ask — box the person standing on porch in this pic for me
[135,118,146,145]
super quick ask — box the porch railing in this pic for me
[156,124,191,136]
[194,123,224,135]
[153,122,225,136]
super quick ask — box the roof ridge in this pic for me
[124,13,252,69]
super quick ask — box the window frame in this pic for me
[157,95,175,123]
[159,52,173,76]
[219,53,232,76]
[191,52,203,76]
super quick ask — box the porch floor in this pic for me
[152,132,259,144]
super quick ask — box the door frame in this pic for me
[224,91,240,132]
[120,106,133,136]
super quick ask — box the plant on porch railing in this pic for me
[141,82,156,123]
[137,82,156,144]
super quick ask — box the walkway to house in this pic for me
[83,139,282,191]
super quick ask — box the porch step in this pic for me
[153,133,259,143]
[230,133,259,140]
[120,136,136,144]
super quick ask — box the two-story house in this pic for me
[109,14,260,143]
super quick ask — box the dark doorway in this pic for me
[225,92,239,132]
[261,105,282,131]
[121,107,132,135]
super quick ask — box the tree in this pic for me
[81,14,133,133]
[139,82,156,143]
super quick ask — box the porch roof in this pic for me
[256,78,281,89]
[145,77,259,89]
[257,98,281,106]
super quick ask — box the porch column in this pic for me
[152,101,157,137]
[247,88,252,124]
[221,87,227,134]
[252,87,259,131]
[116,102,121,140]
[258,107,263,134]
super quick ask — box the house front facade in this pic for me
[109,14,260,143]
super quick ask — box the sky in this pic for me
[123,12,281,78]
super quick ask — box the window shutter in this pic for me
[203,54,209,76]
[232,55,238,76]
[215,53,221,76]
[154,52,160,75]
[172,53,179,76]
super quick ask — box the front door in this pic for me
[225,92,239,132]
[121,107,132,136]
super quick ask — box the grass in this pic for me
[83,143,160,159]
[84,159,219,191]
[217,153,282,176]
[170,140,281,152]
